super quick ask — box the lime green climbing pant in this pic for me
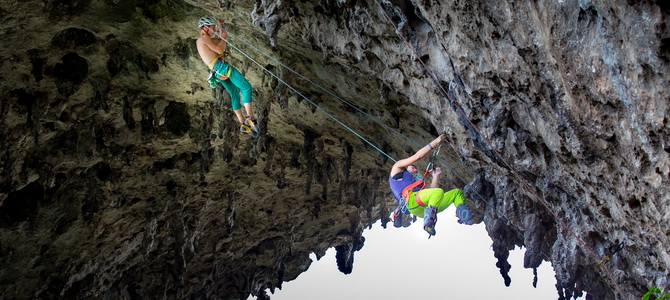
[406,188,465,218]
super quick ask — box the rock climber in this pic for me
[389,134,478,237]
[196,16,258,135]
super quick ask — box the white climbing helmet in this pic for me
[198,16,216,28]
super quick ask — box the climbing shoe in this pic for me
[240,123,252,134]
[456,203,482,225]
[423,205,438,237]
[244,118,259,134]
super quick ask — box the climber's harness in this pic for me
[208,51,232,80]
[392,144,442,227]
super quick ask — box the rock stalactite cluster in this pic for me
[0,0,668,299]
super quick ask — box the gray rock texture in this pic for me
[0,0,668,299]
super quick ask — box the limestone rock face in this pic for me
[0,0,668,300]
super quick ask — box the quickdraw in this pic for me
[599,242,625,265]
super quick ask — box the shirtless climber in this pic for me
[196,16,258,135]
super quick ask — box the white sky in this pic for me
[248,209,584,300]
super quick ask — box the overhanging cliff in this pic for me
[0,0,668,299]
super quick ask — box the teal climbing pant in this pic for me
[212,59,253,111]
[406,188,465,218]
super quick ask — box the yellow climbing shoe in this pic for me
[240,123,252,134]
[244,118,259,133]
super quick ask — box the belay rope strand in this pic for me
[167,2,576,275]
[169,1,543,250]
[171,0,566,256]
[169,0,478,191]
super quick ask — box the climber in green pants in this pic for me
[404,169,465,218]
[196,16,258,135]
[389,134,479,237]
